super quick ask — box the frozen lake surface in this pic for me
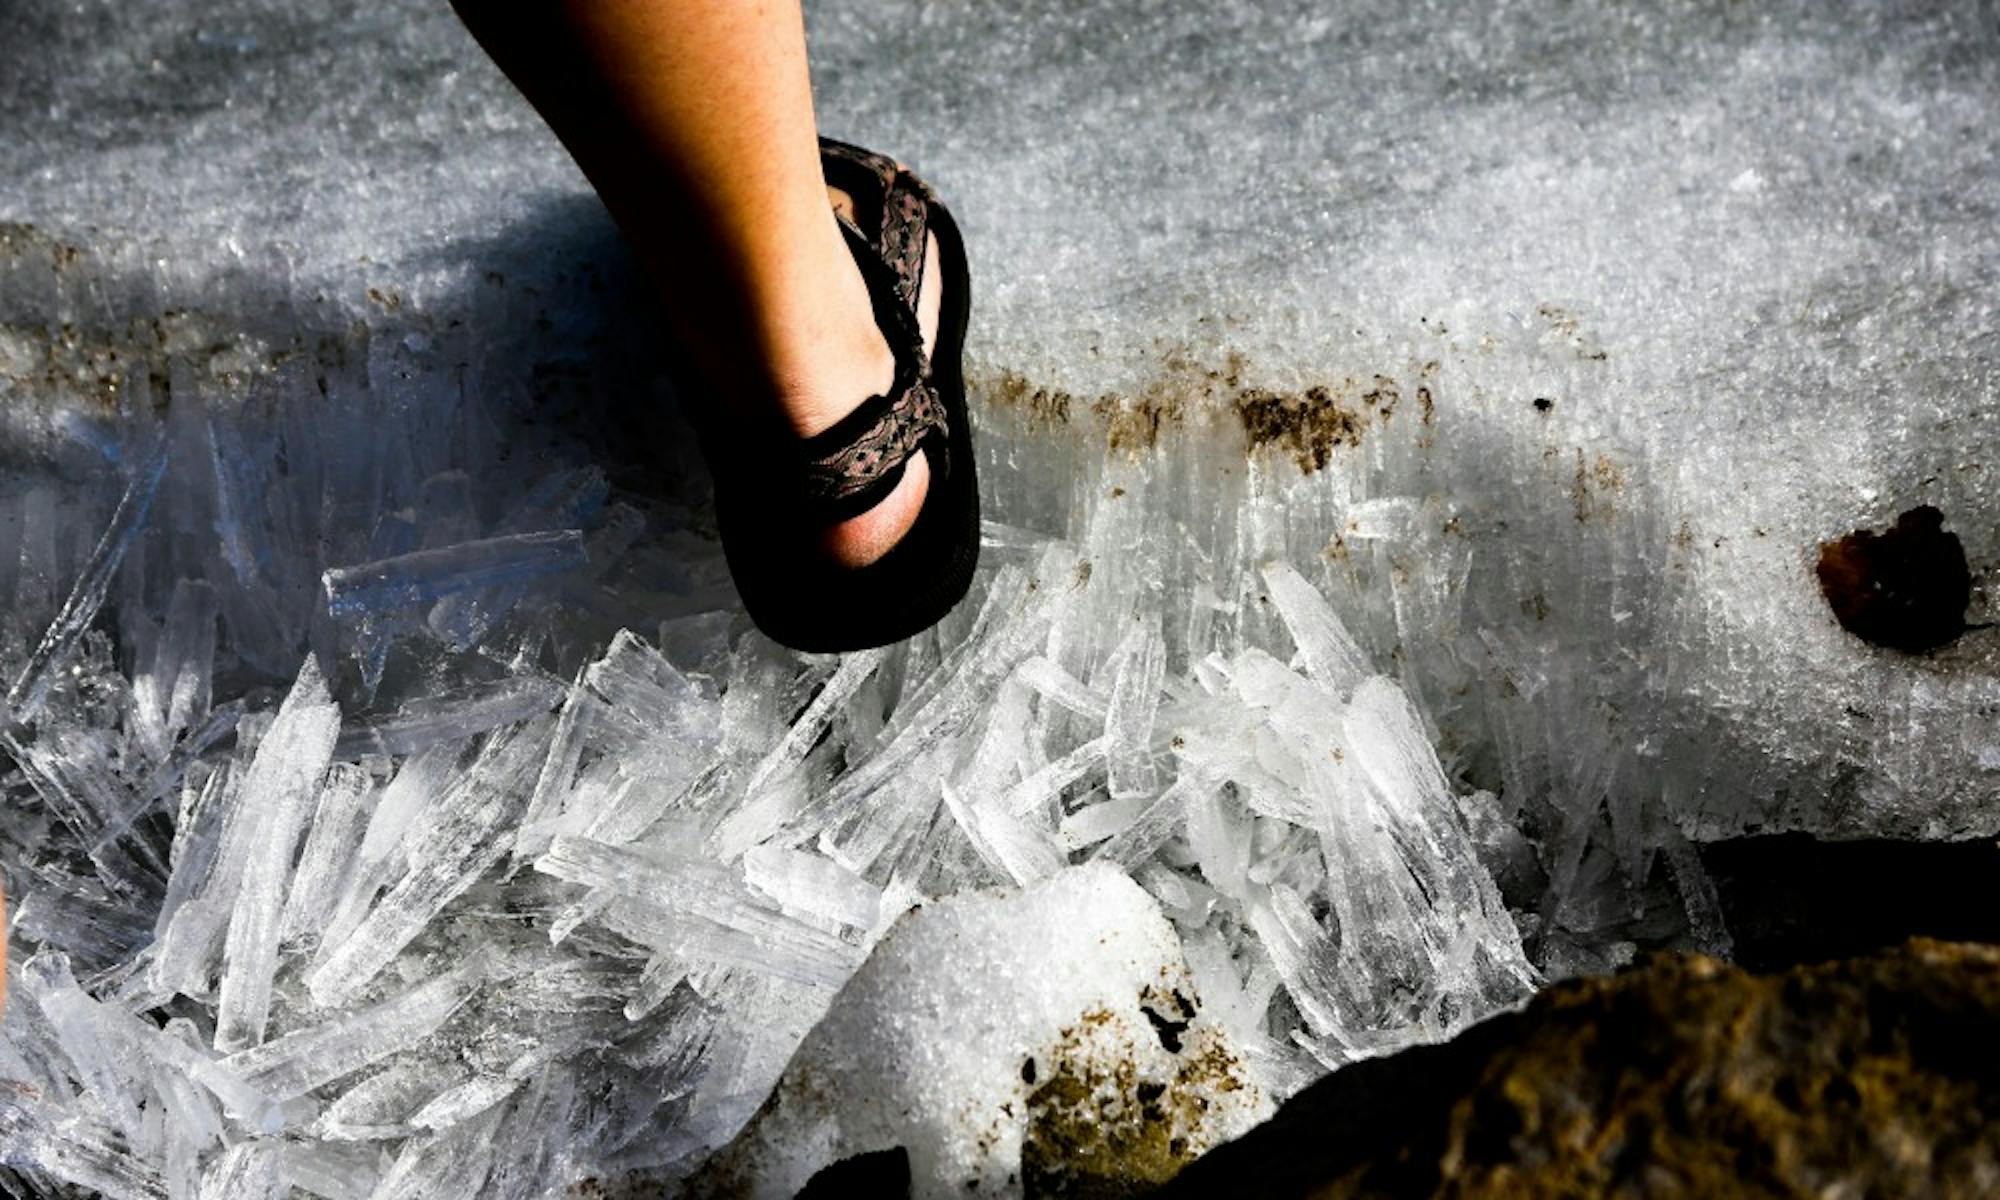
[2,0,1996,1194]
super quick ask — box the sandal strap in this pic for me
[786,215,950,523]
[764,138,950,524]
[821,137,932,313]
[797,360,949,522]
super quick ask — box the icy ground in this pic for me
[2,0,1998,1195]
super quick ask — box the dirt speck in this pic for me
[1139,986,1196,1053]
[1361,375,1400,419]
[987,351,1431,472]
[1234,386,1364,474]
[1536,302,1608,361]
[988,370,1076,430]
[1570,450,1625,523]
[1021,1006,1250,1199]
[1094,392,1183,454]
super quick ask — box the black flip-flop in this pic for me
[702,138,979,652]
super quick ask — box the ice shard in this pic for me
[7,441,168,722]
[196,1141,286,1200]
[1103,615,1167,800]
[537,834,863,988]
[331,673,565,760]
[306,725,544,1007]
[214,655,341,1051]
[0,1093,167,1200]
[225,962,489,1101]
[1259,561,1369,699]
[279,763,374,943]
[321,530,587,619]
[130,577,219,762]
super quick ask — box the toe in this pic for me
[827,184,859,226]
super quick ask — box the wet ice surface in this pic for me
[2,0,1997,1195]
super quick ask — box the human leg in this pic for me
[450,0,942,568]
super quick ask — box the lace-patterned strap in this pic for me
[821,137,932,313]
[786,139,951,523]
[796,367,950,522]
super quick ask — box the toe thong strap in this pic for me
[821,137,932,313]
[796,368,950,524]
[876,184,931,313]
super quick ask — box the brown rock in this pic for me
[1816,506,1973,652]
[1154,940,2000,1199]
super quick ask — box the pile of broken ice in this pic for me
[0,418,1540,1194]
[5,0,1999,1195]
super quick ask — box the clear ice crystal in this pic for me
[0,1092,168,1200]
[22,951,150,1140]
[1259,560,1369,698]
[1103,614,1167,800]
[215,655,341,1052]
[225,962,489,1102]
[321,530,587,619]
[7,441,168,723]
[279,763,374,944]
[331,674,565,760]
[197,1141,286,1200]
[536,834,863,988]
[741,843,881,930]
[306,725,544,1007]
[131,578,219,762]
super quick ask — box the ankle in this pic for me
[746,219,895,437]
[758,318,895,438]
